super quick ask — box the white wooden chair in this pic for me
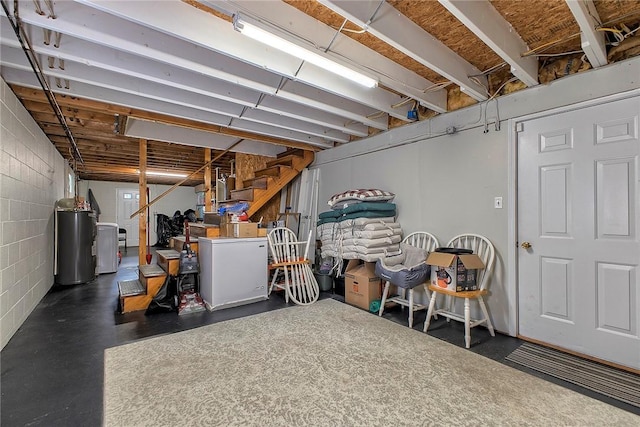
[377,231,439,328]
[423,233,496,348]
[267,227,319,305]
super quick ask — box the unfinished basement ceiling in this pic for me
[1,0,639,185]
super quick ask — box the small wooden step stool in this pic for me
[117,264,168,313]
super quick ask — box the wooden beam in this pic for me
[130,140,243,219]
[29,111,116,131]
[48,135,208,159]
[41,125,133,141]
[128,115,323,151]
[48,135,232,173]
[319,0,488,100]
[71,163,204,179]
[439,0,538,87]
[139,138,148,266]
[564,0,607,67]
[22,99,118,121]
[12,85,322,151]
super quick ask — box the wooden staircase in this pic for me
[117,249,182,313]
[225,149,314,218]
[116,150,313,313]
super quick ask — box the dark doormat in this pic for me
[506,342,640,408]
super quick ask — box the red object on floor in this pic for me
[117,250,122,265]
[177,290,206,315]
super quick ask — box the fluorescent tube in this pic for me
[137,170,188,178]
[234,15,377,88]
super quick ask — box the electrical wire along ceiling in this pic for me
[0,0,639,184]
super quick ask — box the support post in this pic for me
[138,138,147,265]
[130,140,242,219]
[204,148,212,214]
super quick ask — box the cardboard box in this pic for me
[427,252,485,292]
[221,222,258,238]
[203,212,222,225]
[344,259,381,310]
[188,223,220,238]
[219,213,233,226]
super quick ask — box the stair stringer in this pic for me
[246,150,314,218]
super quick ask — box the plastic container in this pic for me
[314,272,334,292]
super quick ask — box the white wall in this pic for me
[78,180,197,245]
[0,78,66,349]
[315,126,509,329]
[312,57,640,335]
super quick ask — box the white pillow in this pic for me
[327,189,395,207]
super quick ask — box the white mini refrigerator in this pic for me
[198,237,268,311]
[96,222,118,274]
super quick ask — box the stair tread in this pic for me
[188,223,218,228]
[231,186,261,192]
[220,197,251,202]
[278,148,305,158]
[246,150,313,219]
[243,176,268,189]
[156,249,181,259]
[254,165,292,177]
[118,279,145,297]
[218,199,246,204]
[224,187,255,202]
[266,155,297,167]
[139,264,166,277]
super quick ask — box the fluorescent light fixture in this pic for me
[233,14,378,88]
[137,170,188,178]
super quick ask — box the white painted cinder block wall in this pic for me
[1,78,66,349]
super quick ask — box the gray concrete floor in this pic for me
[2,247,638,426]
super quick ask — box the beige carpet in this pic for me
[104,299,638,426]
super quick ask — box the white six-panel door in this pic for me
[116,189,140,248]
[517,95,640,369]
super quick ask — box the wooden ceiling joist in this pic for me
[4,1,638,189]
[10,86,323,151]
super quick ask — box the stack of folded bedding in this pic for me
[327,189,396,210]
[317,209,343,226]
[316,221,341,259]
[339,218,402,262]
[316,189,402,263]
[339,201,396,220]
[316,210,345,259]
[317,203,397,225]
[318,188,398,224]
